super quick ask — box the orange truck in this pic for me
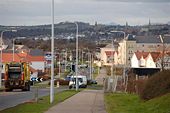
[4,62,31,91]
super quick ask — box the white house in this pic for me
[27,55,45,72]
[118,34,170,67]
[100,44,116,66]
[131,51,159,68]
[103,51,118,66]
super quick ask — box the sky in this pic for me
[0,0,170,26]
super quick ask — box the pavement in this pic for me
[45,89,107,113]
[95,67,107,85]
[45,67,108,113]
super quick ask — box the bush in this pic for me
[140,70,170,100]
[55,79,69,85]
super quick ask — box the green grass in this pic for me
[0,90,78,113]
[105,93,170,113]
[87,84,103,90]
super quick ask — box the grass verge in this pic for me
[87,84,103,90]
[0,90,78,113]
[105,93,170,113]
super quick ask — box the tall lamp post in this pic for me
[0,30,17,88]
[110,30,126,92]
[75,22,79,91]
[50,0,54,103]
[159,35,165,70]
[12,30,17,61]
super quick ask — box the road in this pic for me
[95,67,107,85]
[0,86,68,111]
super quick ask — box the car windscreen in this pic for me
[71,78,83,82]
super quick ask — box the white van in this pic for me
[69,75,87,89]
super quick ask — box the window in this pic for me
[128,57,131,61]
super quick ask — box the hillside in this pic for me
[105,93,170,113]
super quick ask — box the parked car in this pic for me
[90,80,98,84]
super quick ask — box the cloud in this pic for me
[0,0,170,25]
[94,0,170,3]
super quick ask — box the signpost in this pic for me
[30,77,43,82]
[30,77,43,103]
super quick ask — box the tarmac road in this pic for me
[0,86,67,111]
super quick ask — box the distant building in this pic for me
[0,51,46,73]
[100,44,118,66]
[131,51,170,69]
[117,34,170,67]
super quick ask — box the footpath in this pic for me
[45,67,107,113]
[45,90,107,113]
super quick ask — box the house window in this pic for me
[128,57,131,61]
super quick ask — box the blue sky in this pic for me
[0,0,170,26]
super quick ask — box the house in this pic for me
[0,51,46,73]
[100,44,117,66]
[103,51,118,66]
[131,51,160,68]
[118,34,170,67]
[30,67,38,78]
[118,34,137,66]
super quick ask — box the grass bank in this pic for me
[0,90,78,113]
[105,93,170,113]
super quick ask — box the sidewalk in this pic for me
[45,90,107,113]
[95,67,107,85]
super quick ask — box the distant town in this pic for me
[1,20,170,113]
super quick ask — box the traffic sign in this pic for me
[30,77,43,82]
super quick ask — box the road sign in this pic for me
[30,77,43,82]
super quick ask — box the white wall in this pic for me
[30,62,45,72]
[145,54,156,68]
[131,54,139,67]
[100,47,115,66]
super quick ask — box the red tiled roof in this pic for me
[150,52,161,62]
[105,51,116,56]
[0,52,45,63]
[27,55,45,62]
[135,51,149,60]
[1,53,21,63]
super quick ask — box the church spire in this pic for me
[149,19,151,26]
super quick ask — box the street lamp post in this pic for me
[159,35,165,70]
[110,30,126,92]
[0,30,17,88]
[75,22,79,91]
[89,53,92,80]
[13,38,15,61]
[50,0,54,103]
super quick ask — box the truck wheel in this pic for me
[5,88,13,92]
[22,83,30,91]
[25,83,30,91]
[27,84,30,91]
[69,85,72,89]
